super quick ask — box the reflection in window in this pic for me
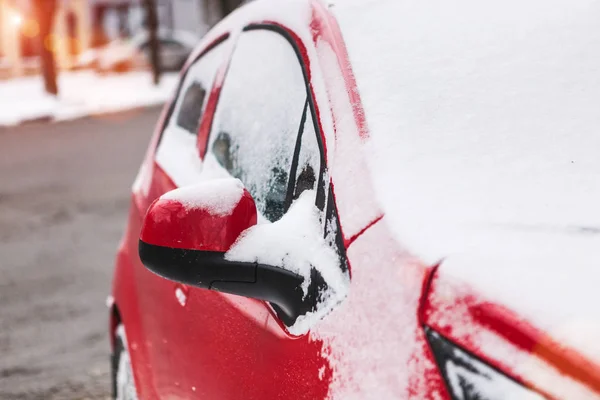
[212,131,234,172]
[176,82,206,134]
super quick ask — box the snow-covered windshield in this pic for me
[333,0,600,263]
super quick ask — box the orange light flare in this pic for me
[11,12,23,27]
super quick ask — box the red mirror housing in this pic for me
[139,179,257,252]
[138,178,308,325]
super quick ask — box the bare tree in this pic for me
[219,0,245,18]
[33,0,58,95]
[143,0,161,85]
[200,0,244,30]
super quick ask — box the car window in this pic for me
[155,40,226,187]
[207,30,307,222]
[209,27,349,326]
[176,83,206,133]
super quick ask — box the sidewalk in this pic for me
[0,71,178,126]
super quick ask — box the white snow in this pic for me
[308,220,437,399]
[105,295,115,309]
[0,71,178,126]
[207,29,306,221]
[174,287,187,307]
[97,39,140,71]
[129,29,200,50]
[226,190,349,334]
[77,29,198,70]
[160,178,245,217]
[333,0,600,264]
[226,190,343,293]
[314,37,383,238]
[320,0,600,397]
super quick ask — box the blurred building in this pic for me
[0,0,90,75]
[0,0,244,78]
[89,0,208,46]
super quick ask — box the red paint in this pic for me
[197,77,222,158]
[344,214,384,248]
[310,0,370,140]
[140,187,257,251]
[417,263,440,326]
[471,302,600,395]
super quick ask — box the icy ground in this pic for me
[0,71,178,126]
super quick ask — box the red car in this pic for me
[110,0,600,399]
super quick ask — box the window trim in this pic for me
[244,24,328,211]
[207,25,350,321]
[284,97,310,212]
[216,24,348,276]
[155,33,230,149]
[203,24,328,213]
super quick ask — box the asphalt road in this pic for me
[0,107,162,399]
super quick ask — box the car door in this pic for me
[132,36,233,399]
[142,27,348,399]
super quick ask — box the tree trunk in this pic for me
[143,0,161,85]
[34,0,58,96]
[219,0,243,18]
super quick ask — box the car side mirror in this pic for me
[138,178,307,323]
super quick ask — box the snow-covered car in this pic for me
[77,29,197,73]
[109,0,600,399]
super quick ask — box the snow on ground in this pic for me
[0,71,178,126]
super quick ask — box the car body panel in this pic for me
[110,1,382,398]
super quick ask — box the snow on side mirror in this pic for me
[225,190,350,335]
[138,179,348,333]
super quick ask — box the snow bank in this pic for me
[0,71,178,126]
[98,39,138,70]
[161,178,245,217]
